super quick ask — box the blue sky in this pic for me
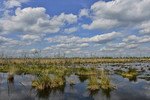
[0,0,150,57]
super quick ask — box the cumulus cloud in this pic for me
[0,36,18,45]
[138,21,150,35]
[82,18,120,30]
[44,43,89,51]
[79,9,89,18]
[3,0,28,8]
[1,0,150,57]
[64,27,77,34]
[0,36,11,44]
[123,35,150,43]
[99,34,150,57]
[0,7,77,35]
[45,31,122,44]
[101,34,150,52]
[19,34,41,42]
[89,32,122,43]
[81,0,150,30]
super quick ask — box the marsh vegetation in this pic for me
[0,57,150,100]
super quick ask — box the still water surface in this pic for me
[0,63,150,100]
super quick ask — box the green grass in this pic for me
[121,68,138,78]
[77,67,99,76]
[100,69,115,90]
[0,61,117,91]
[32,69,66,90]
[8,66,16,81]
[87,76,100,90]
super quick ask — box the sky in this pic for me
[0,0,150,57]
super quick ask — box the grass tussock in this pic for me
[8,66,16,81]
[77,67,98,76]
[32,70,66,90]
[100,69,115,90]
[121,68,137,78]
[87,76,99,90]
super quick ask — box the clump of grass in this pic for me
[87,76,99,90]
[77,67,98,76]
[121,68,137,78]
[69,76,75,86]
[32,72,66,90]
[78,75,88,83]
[114,69,123,75]
[50,75,65,88]
[100,69,115,90]
[8,66,16,81]
[32,74,51,90]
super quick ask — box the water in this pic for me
[0,63,150,100]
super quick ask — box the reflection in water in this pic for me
[35,84,65,99]
[129,75,137,82]
[101,89,112,99]
[89,89,112,99]
[78,75,88,83]
[0,63,150,100]
[89,90,99,97]
[7,74,15,99]
[36,88,51,99]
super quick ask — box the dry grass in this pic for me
[87,76,100,90]
[121,68,137,78]
[100,69,115,90]
[8,66,16,81]
[0,58,150,65]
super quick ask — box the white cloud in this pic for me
[0,7,77,35]
[126,44,140,49]
[82,18,120,30]
[79,9,89,18]
[107,43,126,48]
[81,0,150,30]
[99,34,150,56]
[138,21,150,35]
[106,42,140,50]
[100,47,116,52]
[30,49,40,52]
[3,0,28,8]
[0,36,11,44]
[64,27,77,34]
[0,36,18,45]
[45,31,122,44]
[44,43,89,51]
[19,34,41,42]
[89,32,121,43]
[101,35,150,53]
[123,35,150,43]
